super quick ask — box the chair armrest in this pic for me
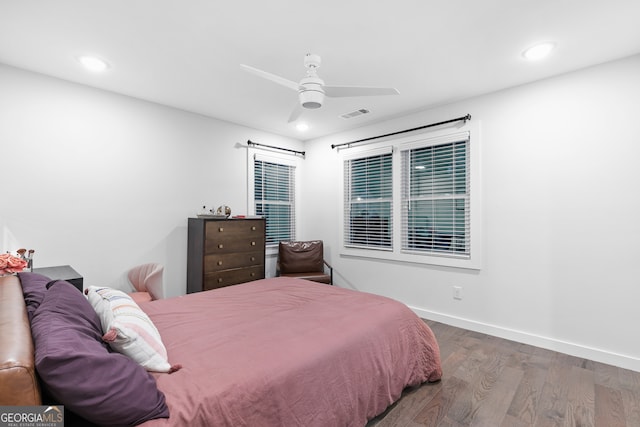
[323,260,333,285]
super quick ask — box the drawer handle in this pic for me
[251,241,256,246]
[219,227,224,232]
[250,272,255,277]
[217,261,223,266]
[251,226,256,231]
[250,256,255,262]
[218,278,223,283]
[218,244,224,249]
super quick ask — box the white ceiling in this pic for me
[1,0,640,141]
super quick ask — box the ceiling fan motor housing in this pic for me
[299,76,324,109]
[304,53,321,69]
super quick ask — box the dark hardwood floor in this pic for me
[369,320,640,427]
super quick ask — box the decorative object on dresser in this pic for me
[187,217,265,293]
[196,205,227,219]
[215,205,232,217]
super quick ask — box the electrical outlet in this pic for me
[453,286,463,300]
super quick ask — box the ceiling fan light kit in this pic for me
[299,85,324,109]
[295,122,309,132]
[241,53,398,122]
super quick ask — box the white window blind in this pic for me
[401,134,470,257]
[343,150,393,249]
[254,156,296,246]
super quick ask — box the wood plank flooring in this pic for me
[369,320,640,427]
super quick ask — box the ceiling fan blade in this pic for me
[323,85,399,98]
[287,104,304,123]
[240,64,300,91]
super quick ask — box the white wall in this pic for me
[302,54,640,372]
[0,64,303,297]
[2,54,639,372]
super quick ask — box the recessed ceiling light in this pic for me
[77,55,110,72]
[522,42,556,61]
[296,123,309,132]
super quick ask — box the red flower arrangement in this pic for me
[0,253,28,275]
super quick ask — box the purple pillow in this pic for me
[31,280,169,426]
[17,272,52,321]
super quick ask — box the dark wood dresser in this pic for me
[187,217,266,293]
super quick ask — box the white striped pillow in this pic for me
[86,286,180,373]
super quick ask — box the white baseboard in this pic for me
[410,306,640,373]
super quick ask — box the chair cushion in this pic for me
[278,240,324,274]
[280,272,331,284]
[129,291,153,304]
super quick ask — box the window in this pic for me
[401,136,470,257]
[343,149,393,249]
[340,123,480,269]
[252,153,296,246]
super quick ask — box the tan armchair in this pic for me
[277,240,333,285]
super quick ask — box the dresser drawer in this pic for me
[204,251,264,272]
[204,221,265,254]
[205,236,265,254]
[205,220,264,240]
[204,266,265,290]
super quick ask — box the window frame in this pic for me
[400,131,470,258]
[248,149,300,255]
[342,146,394,251]
[339,121,482,270]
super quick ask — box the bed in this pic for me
[0,273,442,426]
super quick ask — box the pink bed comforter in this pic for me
[139,277,441,427]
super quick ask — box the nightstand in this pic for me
[32,265,83,292]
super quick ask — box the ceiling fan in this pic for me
[241,53,399,123]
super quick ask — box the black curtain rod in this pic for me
[331,114,472,149]
[247,140,305,156]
